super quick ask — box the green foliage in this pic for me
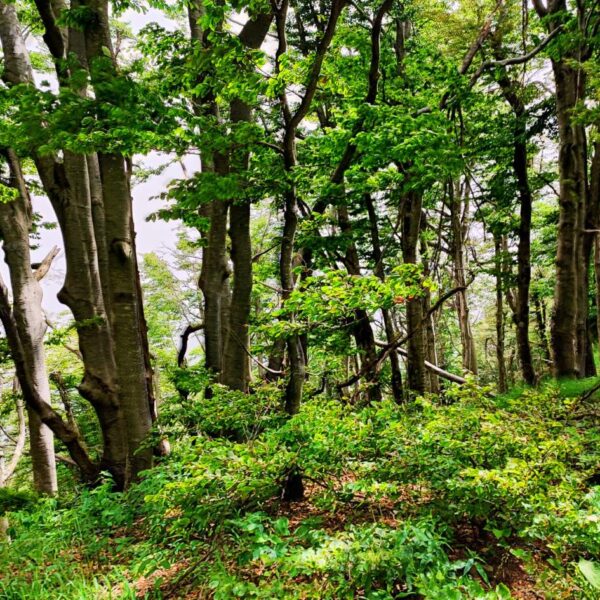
[0,488,36,515]
[3,384,596,597]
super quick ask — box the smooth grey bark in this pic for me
[337,202,382,402]
[449,180,478,375]
[219,11,274,390]
[0,0,144,487]
[0,270,97,481]
[199,196,230,379]
[401,191,427,394]
[533,0,592,378]
[221,197,253,391]
[67,0,154,477]
[0,150,57,494]
[98,153,153,476]
[0,395,26,484]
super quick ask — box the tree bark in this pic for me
[219,11,274,389]
[492,58,536,385]
[401,191,427,394]
[494,234,508,393]
[337,203,382,402]
[0,0,148,487]
[449,180,478,374]
[0,150,57,494]
[533,0,590,378]
[365,193,404,401]
[591,142,600,350]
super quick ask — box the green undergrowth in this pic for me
[1,379,599,598]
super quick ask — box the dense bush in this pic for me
[1,382,598,598]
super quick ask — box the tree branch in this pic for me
[33,246,59,281]
[337,285,467,390]
[468,26,562,88]
[178,323,204,367]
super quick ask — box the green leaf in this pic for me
[578,559,600,590]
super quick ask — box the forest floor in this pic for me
[1,378,599,598]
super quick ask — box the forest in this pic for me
[0,0,599,597]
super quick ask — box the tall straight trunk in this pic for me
[50,153,128,486]
[494,234,508,393]
[82,0,155,477]
[98,154,153,477]
[220,18,273,390]
[275,0,345,499]
[575,123,594,378]
[581,139,600,377]
[27,410,57,494]
[0,0,140,487]
[188,3,230,380]
[219,13,272,390]
[512,121,536,385]
[337,202,381,401]
[420,231,440,394]
[364,194,403,401]
[0,0,127,483]
[533,0,590,378]
[221,198,252,390]
[199,175,230,379]
[551,60,588,378]
[533,290,552,367]
[493,45,536,385]
[591,142,600,350]
[0,150,57,494]
[190,7,272,390]
[449,180,478,374]
[280,176,305,417]
[401,191,427,394]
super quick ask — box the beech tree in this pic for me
[0,0,597,500]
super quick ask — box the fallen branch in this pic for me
[395,348,466,384]
[580,379,600,402]
[338,285,467,390]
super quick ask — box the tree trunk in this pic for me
[494,234,508,393]
[550,60,587,378]
[532,0,590,379]
[0,150,58,495]
[337,202,382,401]
[449,180,478,374]
[221,199,253,390]
[364,194,404,400]
[401,191,427,394]
[591,142,600,350]
[420,229,440,394]
[492,45,536,385]
[82,0,155,477]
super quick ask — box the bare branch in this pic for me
[178,323,204,367]
[33,246,59,281]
